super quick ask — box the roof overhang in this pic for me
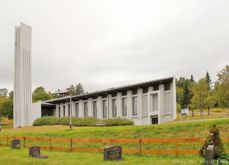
[42,77,174,104]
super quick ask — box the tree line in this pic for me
[0,83,85,119]
[177,65,229,116]
[0,65,228,119]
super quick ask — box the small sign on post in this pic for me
[104,146,122,161]
[11,139,20,149]
[181,108,189,120]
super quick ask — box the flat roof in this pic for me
[42,77,174,104]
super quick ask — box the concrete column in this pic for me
[53,108,56,117]
[148,86,153,92]
[137,88,143,124]
[97,96,103,119]
[159,84,164,124]
[108,94,112,118]
[88,98,93,117]
[117,92,122,117]
[79,100,84,117]
[172,77,177,120]
[147,86,153,124]
[72,102,75,117]
[127,90,132,119]
[65,103,69,117]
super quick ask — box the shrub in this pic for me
[211,108,225,113]
[33,117,133,127]
[72,117,99,126]
[33,116,59,126]
[103,118,134,126]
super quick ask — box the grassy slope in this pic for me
[0,147,202,165]
[0,119,228,165]
[1,118,229,139]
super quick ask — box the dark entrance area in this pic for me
[41,103,55,117]
[41,109,54,116]
[151,116,158,124]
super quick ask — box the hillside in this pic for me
[1,118,229,139]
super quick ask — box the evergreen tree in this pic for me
[190,74,194,82]
[181,80,191,109]
[75,83,84,95]
[215,65,229,107]
[206,71,212,91]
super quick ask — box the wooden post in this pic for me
[70,138,73,151]
[176,138,179,157]
[139,138,142,155]
[110,139,113,146]
[23,136,26,148]
[6,136,8,146]
[49,137,52,151]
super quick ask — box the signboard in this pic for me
[104,146,122,160]
[181,108,189,116]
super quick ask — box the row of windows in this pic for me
[57,97,128,118]
[57,91,171,118]
[57,97,141,118]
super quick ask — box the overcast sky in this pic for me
[0,0,229,93]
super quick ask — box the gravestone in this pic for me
[11,139,20,149]
[205,145,214,165]
[29,146,48,158]
[104,146,122,160]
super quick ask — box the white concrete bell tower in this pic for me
[14,23,32,128]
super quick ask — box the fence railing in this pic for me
[0,136,228,155]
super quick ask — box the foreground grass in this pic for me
[1,118,229,139]
[0,147,203,165]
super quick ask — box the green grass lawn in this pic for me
[0,118,228,155]
[0,147,203,165]
[1,118,229,139]
[0,118,228,164]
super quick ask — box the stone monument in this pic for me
[11,139,21,149]
[104,146,122,160]
[29,146,48,158]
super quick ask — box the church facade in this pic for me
[42,77,176,125]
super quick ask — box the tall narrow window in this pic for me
[75,103,79,117]
[93,101,97,118]
[112,99,117,117]
[63,105,65,117]
[164,83,171,91]
[132,96,137,116]
[84,102,88,117]
[142,95,148,115]
[122,97,127,116]
[102,100,107,118]
[151,93,158,112]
